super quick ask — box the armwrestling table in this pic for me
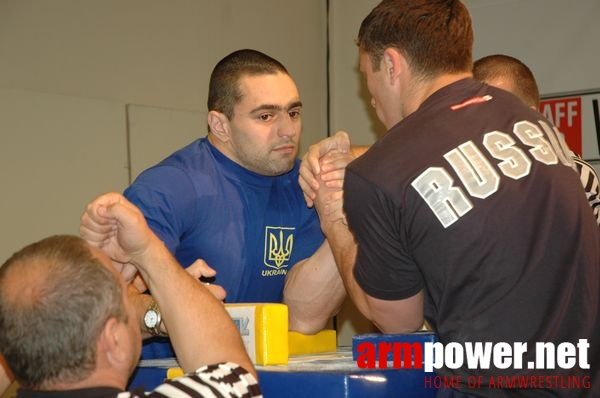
[129,347,437,397]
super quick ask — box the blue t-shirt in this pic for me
[124,137,324,358]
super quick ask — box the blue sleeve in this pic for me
[124,165,197,253]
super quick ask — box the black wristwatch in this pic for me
[143,300,166,337]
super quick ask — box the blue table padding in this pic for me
[259,367,437,397]
[129,346,439,397]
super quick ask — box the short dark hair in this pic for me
[0,235,127,388]
[357,0,473,77]
[473,54,540,108]
[207,49,289,120]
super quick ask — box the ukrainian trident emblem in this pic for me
[264,226,294,269]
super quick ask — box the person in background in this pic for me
[0,192,261,398]
[123,48,345,359]
[299,1,599,397]
[473,53,600,224]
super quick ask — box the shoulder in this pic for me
[572,154,600,185]
[572,154,598,174]
[145,138,212,176]
[125,139,219,197]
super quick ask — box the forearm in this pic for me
[311,166,374,322]
[81,194,256,375]
[283,241,346,334]
[128,287,156,339]
[133,237,255,376]
[322,221,425,333]
[319,220,376,322]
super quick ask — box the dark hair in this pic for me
[357,0,473,77]
[0,235,127,388]
[473,54,540,108]
[207,49,289,119]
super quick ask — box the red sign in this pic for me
[539,97,582,156]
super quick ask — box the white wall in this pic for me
[0,88,129,261]
[467,0,600,96]
[0,0,328,142]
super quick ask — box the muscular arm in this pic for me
[283,240,346,334]
[285,133,362,334]
[295,131,422,333]
[81,193,256,377]
[133,234,254,374]
[314,172,424,334]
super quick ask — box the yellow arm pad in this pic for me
[288,329,337,356]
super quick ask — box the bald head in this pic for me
[0,235,127,389]
[473,54,540,109]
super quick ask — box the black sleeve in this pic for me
[344,170,424,301]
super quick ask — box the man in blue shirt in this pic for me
[124,49,345,357]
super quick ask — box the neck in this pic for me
[403,71,473,117]
[39,369,125,392]
[207,131,217,146]
[207,132,232,159]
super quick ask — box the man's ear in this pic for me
[207,110,230,143]
[98,317,127,367]
[382,47,405,83]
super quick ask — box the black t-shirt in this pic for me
[344,78,599,397]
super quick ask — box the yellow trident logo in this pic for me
[264,227,294,269]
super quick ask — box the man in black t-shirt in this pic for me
[300,1,599,397]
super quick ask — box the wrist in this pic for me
[143,299,168,337]
[131,236,171,274]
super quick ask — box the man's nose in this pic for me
[277,116,298,138]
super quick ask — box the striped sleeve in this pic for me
[572,155,600,225]
[145,362,262,398]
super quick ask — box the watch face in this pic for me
[144,309,159,328]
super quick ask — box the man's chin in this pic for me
[267,160,296,177]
